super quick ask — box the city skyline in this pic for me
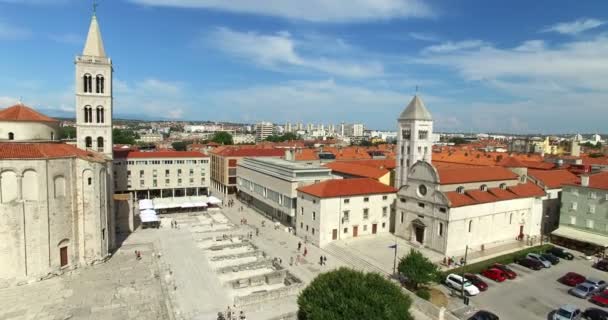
[0,1,607,133]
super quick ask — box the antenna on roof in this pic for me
[415,85,419,95]
[18,96,23,105]
[93,0,99,16]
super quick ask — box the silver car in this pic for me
[527,253,551,268]
[584,278,608,291]
[552,305,581,320]
[569,283,598,298]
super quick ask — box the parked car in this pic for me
[583,308,608,320]
[492,263,517,279]
[560,272,587,287]
[590,290,608,307]
[584,279,608,292]
[445,274,480,296]
[570,283,600,299]
[468,310,499,320]
[548,246,575,260]
[594,260,608,272]
[554,305,582,320]
[517,257,544,270]
[464,273,488,291]
[481,268,507,282]
[542,252,560,265]
[527,253,552,268]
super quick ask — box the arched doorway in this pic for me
[411,219,426,244]
[58,239,69,267]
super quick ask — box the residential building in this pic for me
[113,150,210,199]
[210,147,284,194]
[137,132,163,143]
[297,178,396,247]
[233,134,256,145]
[344,123,364,137]
[552,171,608,253]
[324,161,391,185]
[255,122,274,142]
[236,157,333,226]
[0,13,114,282]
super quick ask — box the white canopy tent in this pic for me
[139,199,154,210]
[139,209,160,222]
[208,196,222,205]
[152,196,213,210]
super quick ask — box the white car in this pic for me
[527,253,551,268]
[445,273,480,296]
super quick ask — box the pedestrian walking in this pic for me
[255,228,259,236]
[303,247,308,257]
[319,256,323,266]
[324,256,327,265]
[290,256,294,266]
[296,254,300,265]
[297,241,302,251]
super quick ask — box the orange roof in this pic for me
[437,166,518,185]
[528,169,579,189]
[211,147,284,157]
[567,171,608,190]
[348,159,397,170]
[445,182,545,207]
[497,156,526,168]
[0,143,104,161]
[115,150,207,159]
[324,162,389,179]
[297,178,396,198]
[521,161,555,170]
[295,149,319,161]
[0,104,58,122]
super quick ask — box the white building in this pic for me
[255,122,274,142]
[233,134,256,145]
[0,13,114,283]
[394,95,545,257]
[236,157,333,226]
[344,123,364,137]
[138,133,163,143]
[297,178,396,247]
[113,150,210,200]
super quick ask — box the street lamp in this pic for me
[460,245,469,305]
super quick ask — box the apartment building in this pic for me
[113,150,210,199]
[255,122,274,142]
[297,178,396,247]
[210,147,284,194]
[237,157,333,226]
[552,171,608,253]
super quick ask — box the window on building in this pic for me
[499,183,507,190]
[83,74,92,93]
[587,219,595,229]
[178,178,182,185]
[84,106,92,123]
[343,210,350,221]
[153,169,157,177]
[570,216,576,225]
[364,197,369,202]
[400,211,404,223]
[153,179,157,187]
[306,225,309,231]
[382,206,388,217]
[177,169,182,177]
[301,207,304,215]
[300,222,303,228]
[165,169,170,177]
[439,207,447,213]
[590,205,596,214]
[85,136,92,148]
[189,169,194,176]
[468,220,473,233]
[480,184,488,191]
[8,132,14,140]
[590,192,597,199]
[509,213,513,224]
[96,106,104,123]
[189,178,194,184]
[312,228,315,235]
[418,130,428,140]
[312,212,316,221]
[139,170,144,178]
[363,225,367,231]
[418,202,425,208]
[313,199,316,204]
[95,75,104,93]
[382,195,388,200]
[402,129,411,139]
[140,180,144,186]
[87,177,92,185]
[382,222,386,229]
[165,179,170,184]
[456,186,465,194]
[571,202,578,210]
[439,223,444,236]
[363,208,369,219]
[344,198,350,204]
[400,198,406,203]
[344,228,348,234]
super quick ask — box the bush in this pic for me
[415,288,431,300]
[444,244,553,277]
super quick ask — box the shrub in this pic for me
[415,288,431,301]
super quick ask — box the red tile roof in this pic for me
[211,147,284,157]
[497,156,526,168]
[0,104,58,122]
[567,171,608,190]
[445,182,545,207]
[528,169,579,189]
[324,162,389,179]
[114,150,207,159]
[0,143,104,161]
[521,161,555,170]
[437,166,518,185]
[297,178,396,198]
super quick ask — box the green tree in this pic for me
[113,129,139,145]
[448,137,467,145]
[211,131,233,145]
[59,126,76,139]
[297,268,412,320]
[398,249,441,290]
[172,141,188,151]
[265,132,299,142]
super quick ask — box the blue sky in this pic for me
[1,0,607,133]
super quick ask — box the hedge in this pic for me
[443,244,553,277]
[415,288,431,301]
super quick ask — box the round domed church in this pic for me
[0,13,114,284]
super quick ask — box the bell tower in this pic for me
[75,11,113,159]
[395,95,433,188]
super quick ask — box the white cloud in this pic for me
[208,27,384,78]
[136,78,182,95]
[408,32,440,42]
[422,40,488,54]
[542,18,605,35]
[49,33,83,45]
[0,21,30,40]
[129,0,433,22]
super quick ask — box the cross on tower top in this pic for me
[93,0,99,16]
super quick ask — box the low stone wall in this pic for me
[216,260,273,274]
[234,282,303,307]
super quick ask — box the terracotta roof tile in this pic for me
[324,162,389,179]
[488,187,518,200]
[437,166,518,185]
[114,150,207,159]
[567,171,608,190]
[0,104,58,122]
[528,169,579,189]
[0,142,104,161]
[211,147,284,157]
[466,190,498,203]
[521,161,555,170]
[507,182,546,197]
[297,178,396,198]
[444,192,478,207]
[497,156,526,168]
[445,182,545,207]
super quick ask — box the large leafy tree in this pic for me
[398,249,441,290]
[298,268,412,320]
[113,129,139,145]
[265,132,299,142]
[211,131,233,145]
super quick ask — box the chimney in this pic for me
[581,175,590,187]
[285,149,294,161]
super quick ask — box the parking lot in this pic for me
[466,253,607,320]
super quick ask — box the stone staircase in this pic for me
[324,243,389,276]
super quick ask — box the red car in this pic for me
[560,272,586,287]
[464,273,488,291]
[481,268,507,282]
[492,263,517,279]
[591,290,608,307]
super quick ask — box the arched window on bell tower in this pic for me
[96,106,104,123]
[83,74,92,93]
[84,106,92,123]
[96,75,104,94]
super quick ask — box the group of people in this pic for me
[219,305,246,320]
[239,218,248,225]
[170,219,179,229]
[445,256,466,267]
[134,250,142,260]
[226,199,236,208]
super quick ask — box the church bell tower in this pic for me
[75,11,113,159]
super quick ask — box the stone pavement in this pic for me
[0,235,168,320]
